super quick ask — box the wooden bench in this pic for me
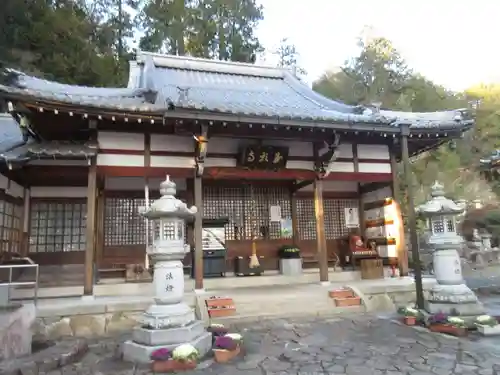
[97,258,128,280]
[301,252,340,270]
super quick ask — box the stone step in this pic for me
[212,305,365,323]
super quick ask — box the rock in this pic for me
[69,316,106,338]
[46,318,73,340]
[105,313,139,334]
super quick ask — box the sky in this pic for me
[255,0,500,92]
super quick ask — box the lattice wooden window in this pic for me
[29,200,86,253]
[203,185,292,240]
[0,200,22,253]
[297,198,316,240]
[326,199,360,239]
[104,198,146,246]
[203,186,243,241]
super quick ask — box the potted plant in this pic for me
[278,245,302,276]
[207,323,229,344]
[150,344,199,372]
[213,335,242,363]
[398,306,421,326]
[475,315,500,336]
[428,313,468,337]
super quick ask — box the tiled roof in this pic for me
[0,139,97,164]
[0,70,165,112]
[0,53,474,130]
[0,113,24,153]
[132,51,474,130]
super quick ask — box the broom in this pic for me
[248,184,261,269]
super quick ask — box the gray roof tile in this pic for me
[0,70,164,112]
[0,139,97,164]
[0,113,24,153]
[0,53,474,130]
[134,51,474,130]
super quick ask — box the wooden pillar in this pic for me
[313,178,329,282]
[20,188,30,257]
[193,174,203,290]
[389,146,400,202]
[144,133,151,271]
[84,157,98,296]
[401,126,424,308]
[290,189,299,246]
[95,177,105,266]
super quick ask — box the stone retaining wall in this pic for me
[33,296,197,341]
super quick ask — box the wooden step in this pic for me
[333,296,362,307]
[328,288,354,299]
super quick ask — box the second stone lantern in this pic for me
[122,175,211,363]
[418,181,485,320]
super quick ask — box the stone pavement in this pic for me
[40,315,500,375]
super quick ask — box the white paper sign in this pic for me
[270,205,282,222]
[344,207,360,228]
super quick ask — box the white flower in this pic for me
[210,323,225,328]
[172,344,199,361]
[406,307,419,314]
[447,317,465,324]
[477,315,493,323]
[225,333,243,342]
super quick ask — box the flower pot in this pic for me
[328,289,354,299]
[213,346,241,363]
[477,324,500,336]
[429,324,468,337]
[404,316,417,326]
[333,296,361,307]
[151,359,197,373]
[279,258,302,276]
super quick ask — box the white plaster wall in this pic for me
[98,131,144,150]
[0,174,24,198]
[150,134,194,152]
[97,154,144,167]
[31,187,87,198]
[149,156,194,168]
[358,162,392,174]
[357,144,390,160]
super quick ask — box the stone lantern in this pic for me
[123,176,211,363]
[418,181,485,320]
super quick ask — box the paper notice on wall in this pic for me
[344,207,360,228]
[270,205,282,222]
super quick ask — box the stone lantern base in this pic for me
[122,304,212,364]
[425,283,486,327]
[122,322,212,364]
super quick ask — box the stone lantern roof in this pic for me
[143,175,197,220]
[417,181,464,217]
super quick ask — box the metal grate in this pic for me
[203,185,292,240]
[29,200,86,253]
[104,198,146,246]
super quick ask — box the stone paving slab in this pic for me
[36,314,500,375]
